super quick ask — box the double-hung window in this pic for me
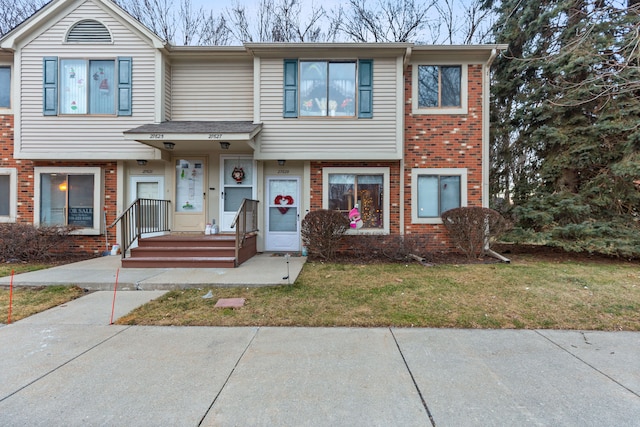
[35,167,102,234]
[324,167,389,233]
[412,168,467,224]
[0,66,10,109]
[284,59,373,118]
[412,64,467,114]
[43,57,132,116]
[0,168,17,222]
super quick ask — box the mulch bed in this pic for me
[317,243,638,265]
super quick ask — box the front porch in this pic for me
[121,233,257,268]
[110,198,260,269]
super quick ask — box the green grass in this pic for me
[0,263,53,277]
[0,285,86,323]
[116,255,640,330]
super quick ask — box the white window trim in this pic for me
[411,168,467,224]
[34,167,102,235]
[412,63,468,115]
[0,64,11,112]
[322,166,390,235]
[0,168,17,223]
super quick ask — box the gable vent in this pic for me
[66,20,112,43]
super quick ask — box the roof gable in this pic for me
[0,0,165,50]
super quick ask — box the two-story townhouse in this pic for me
[0,0,505,266]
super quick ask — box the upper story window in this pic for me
[300,61,356,117]
[43,57,132,116]
[412,64,468,115]
[66,20,112,43]
[284,59,373,119]
[0,67,10,109]
[61,59,115,114]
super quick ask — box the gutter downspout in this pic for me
[482,48,498,210]
[483,49,510,264]
[400,47,411,238]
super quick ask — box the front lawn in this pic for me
[116,254,640,330]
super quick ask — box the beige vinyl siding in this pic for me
[256,57,402,161]
[170,58,253,120]
[18,1,157,159]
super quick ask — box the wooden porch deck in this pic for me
[121,233,258,268]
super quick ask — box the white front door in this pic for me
[128,175,165,242]
[220,156,255,232]
[173,157,207,232]
[130,176,164,202]
[266,176,300,252]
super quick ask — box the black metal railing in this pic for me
[231,198,259,261]
[108,198,171,258]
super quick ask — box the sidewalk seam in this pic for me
[0,325,133,404]
[535,330,640,399]
[390,328,437,427]
[197,326,261,426]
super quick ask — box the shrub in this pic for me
[301,210,350,260]
[0,223,79,262]
[441,207,509,260]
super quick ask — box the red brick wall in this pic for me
[404,64,485,251]
[0,114,118,257]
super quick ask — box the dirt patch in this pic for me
[319,243,639,266]
[492,243,639,264]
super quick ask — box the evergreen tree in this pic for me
[486,0,640,256]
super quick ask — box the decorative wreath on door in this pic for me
[274,195,294,214]
[231,166,245,183]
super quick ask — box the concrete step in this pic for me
[129,246,236,258]
[121,256,236,268]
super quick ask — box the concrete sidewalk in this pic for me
[0,252,305,290]
[1,291,639,426]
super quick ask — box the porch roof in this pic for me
[123,121,263,152]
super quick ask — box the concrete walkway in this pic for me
[0,253,305,290]
[1,290,639,426]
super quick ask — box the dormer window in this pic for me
[66,20,112,43]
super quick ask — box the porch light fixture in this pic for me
[219,141,230,150]
[136,159,147,165]
[278,159,286,166]
[163,142,175,150]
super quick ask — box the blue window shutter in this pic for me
[283,59,298,118]
[117,57,132,116]
[43,57,58,116]
[358,59,373,118]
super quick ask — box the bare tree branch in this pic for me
[0,0,48,37]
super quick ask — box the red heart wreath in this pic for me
[274,195,294,214]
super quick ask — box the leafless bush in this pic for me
[441,207,508,260]
[0,223,79,262]
[301,210,349,261]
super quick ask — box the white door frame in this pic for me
[265,175,300,252]
[128,175,165,243]
[173,157,207,232]
[219,155,256,232]
[129,175,165,203]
